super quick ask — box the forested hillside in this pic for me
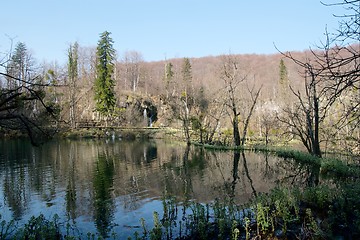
[1,40,358,155]
[0,0,359,156]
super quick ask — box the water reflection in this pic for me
[0,139,323,238]
[275,156,321,187]
[65,142,77,221]
[93,154,115,238]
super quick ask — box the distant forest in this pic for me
[0,0,359,157]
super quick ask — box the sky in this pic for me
[0,0,344,65]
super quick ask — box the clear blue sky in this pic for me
[0,0,343,64]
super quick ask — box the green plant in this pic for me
[14,214,61,239]
[305,208,322,238]
[0,214,16,239]
[255,202,271,235]
[231,220,239,240]
[244,217,251,240]
[140,217,147,238]
[150,211,162,240]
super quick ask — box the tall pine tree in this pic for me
[68,42,79,128]
[94,31,116,116]
[180,58,193,145]
[278,58,290,103]
[164,62,174,99]
[6,42,33,88]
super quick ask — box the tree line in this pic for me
[0,0,359,157]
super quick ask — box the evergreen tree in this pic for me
[6,42,33,88]
[279,59,289,85]
[164,62,174,98]
[165,62,174,85]
[94,31,116,116]
[68,42,79,128]
[278,58,289,102]
[181,57,192,94]
[180,58,193,145]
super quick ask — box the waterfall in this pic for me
[111,131,115,141]
[144,108,149,127]
[149,116,152,127]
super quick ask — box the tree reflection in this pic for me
[2,140,33,220]
[229,151,240,201]
[182,144,192,201]
[225,151,257,202]
[65,142,77,221]
[277,159,320,187]
[307,164,320,187]
[143,144,157,163]
[93,154,115,238]
[241,151,257,197]
[3,168,29,220]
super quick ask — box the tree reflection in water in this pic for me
[65,142,77,222]
[0,139,326,238]
[92,153,115,238]
[277,157,320,187]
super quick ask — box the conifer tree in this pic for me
[278,58,290,103]
[279,59,289,86]
[180,58,193,145]
[6,42,33,88]
[68,42,79,128]
[94,31,116,116]
[181,57,192,96]
[164,62,174,98]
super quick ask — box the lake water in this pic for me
[0,139,319,238]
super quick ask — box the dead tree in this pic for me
[220,54,246,147]
[220,54,262,147]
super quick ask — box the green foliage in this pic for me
[150,212,162,240]
[94,31,116,116]
[190,116,201,131]
[181,57,192,84]
[3,182,360,239]
[6,42,32,83]
[164,62,174,85]
[13,214,61,239]
[279,58,289,86]
[321,157,360,177]
[275,148,321,166]
[0,214,16,239]
[68,42,79,82]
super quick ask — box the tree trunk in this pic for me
[312,82,322,158]
[183,100,191,145]
[233,116,241,147]
[241,87,261,146]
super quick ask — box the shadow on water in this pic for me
[0,139,325,238]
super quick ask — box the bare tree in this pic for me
[278,58,324,157]
[257,100,280,145]
[219,54,262,146]
[240,82,262,146]
[278,0,360,156]
[0,42,59,145]
[121,51,144,92]
[220,54,246,146]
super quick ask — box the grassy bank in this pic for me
[197,142,360,179]
[60,127,182,141]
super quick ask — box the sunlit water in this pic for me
[0,139,318,238]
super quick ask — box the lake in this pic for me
[0,138,320,238]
